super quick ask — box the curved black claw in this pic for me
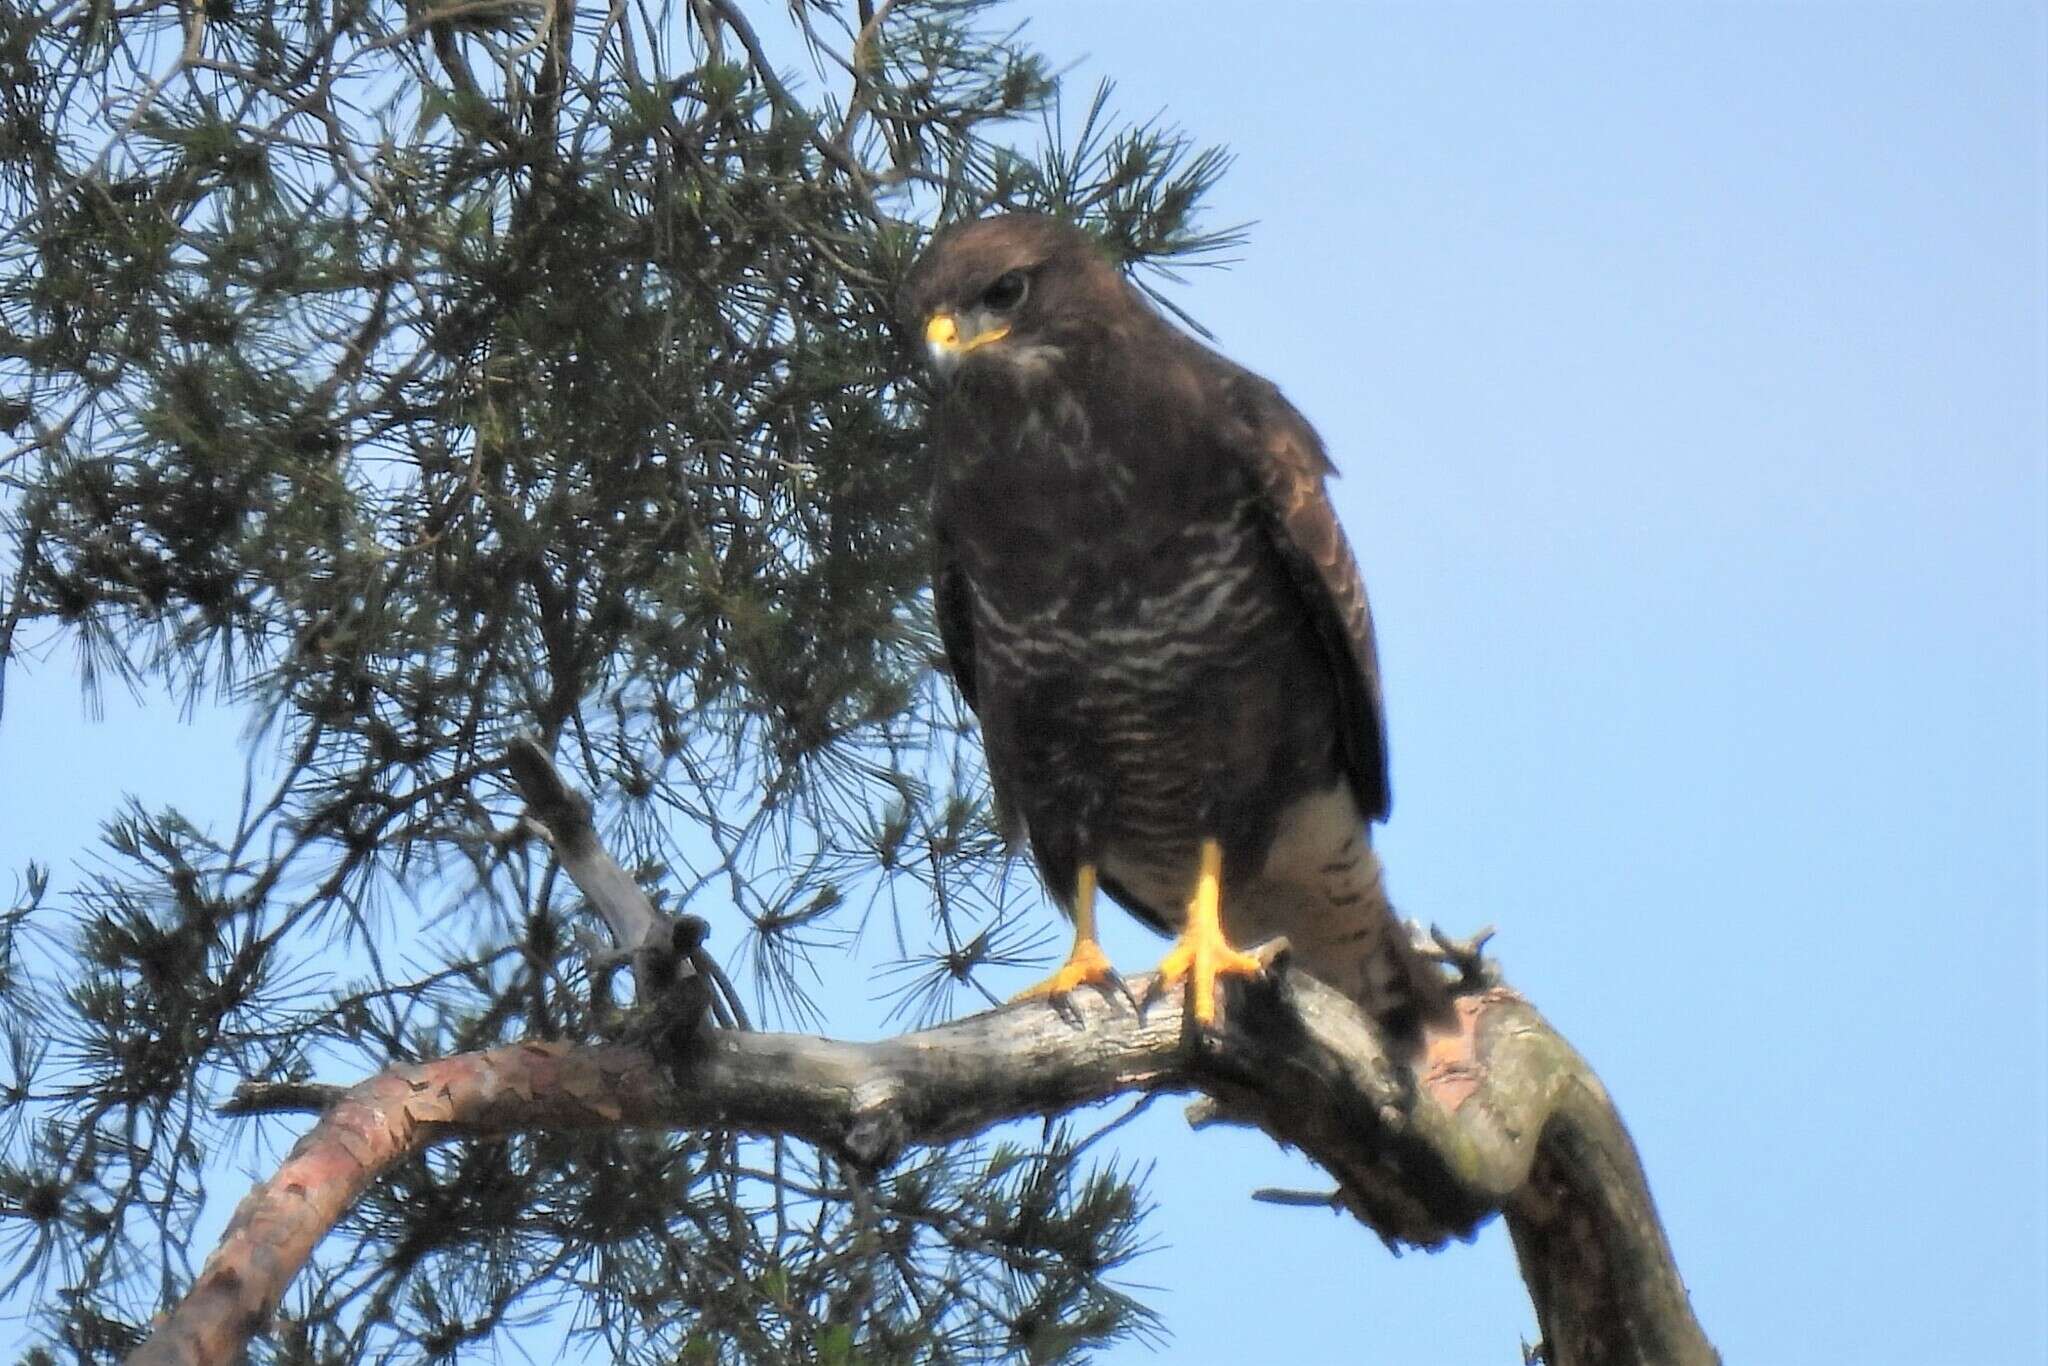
[1101,965,1141,1014]
[1041,966,1139,1026]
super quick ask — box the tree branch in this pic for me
[503,733,663,955]
[135,743,1716,1364]
[136,967,1716,1365]
[502,734,732,1043]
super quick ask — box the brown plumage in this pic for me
[902,213,1450,1042]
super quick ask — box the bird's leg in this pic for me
[1153,838,1266,1025]
[1012,863,1124,1004]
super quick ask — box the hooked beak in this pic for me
[924,310,1010,377]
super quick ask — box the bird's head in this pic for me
[898,213,1120,382]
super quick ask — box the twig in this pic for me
[219,1080,350,1117]
[833,0,900,156]
[1251,1186,1344,1209]
[697,0,887,225]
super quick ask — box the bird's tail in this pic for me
[1349,846,1457,1051]
[1265,839,1456,1055]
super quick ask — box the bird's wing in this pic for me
[1221,372,1392,821]
[932,547,981,713]
[931,534,1037,855]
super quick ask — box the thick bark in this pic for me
[134,968,1716,1366]
[132,746,1717,1364]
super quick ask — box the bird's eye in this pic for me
[980,271,1029,312]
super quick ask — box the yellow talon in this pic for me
[1012,935,1119,1001]
[1154,838,1264,1024]
[1013,864,1123,1002]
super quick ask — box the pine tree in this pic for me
[0,2,1241,1358]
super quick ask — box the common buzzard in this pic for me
[902,213,1450,1040]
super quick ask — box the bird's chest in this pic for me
[932,381,1321,842]
[934,376,1247,592]
[966,509,1280,695]
[943,449,1249,615]
[962,513,1300,831]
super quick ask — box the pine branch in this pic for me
[138,970,1715,1366]
[129,747,1717,1366]
[504,735,664,954]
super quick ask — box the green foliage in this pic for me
[0,0,1238,1359]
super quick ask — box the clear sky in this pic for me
[4,4,2045,1364]
[1023,5,2048,1361]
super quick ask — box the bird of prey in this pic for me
[902,213,1451,1041]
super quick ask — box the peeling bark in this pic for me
[132,746,1717,1365]
[135,968,1716,1366]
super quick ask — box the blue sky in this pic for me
[1020,5,2046,1361]
[4,3,2045,1363]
